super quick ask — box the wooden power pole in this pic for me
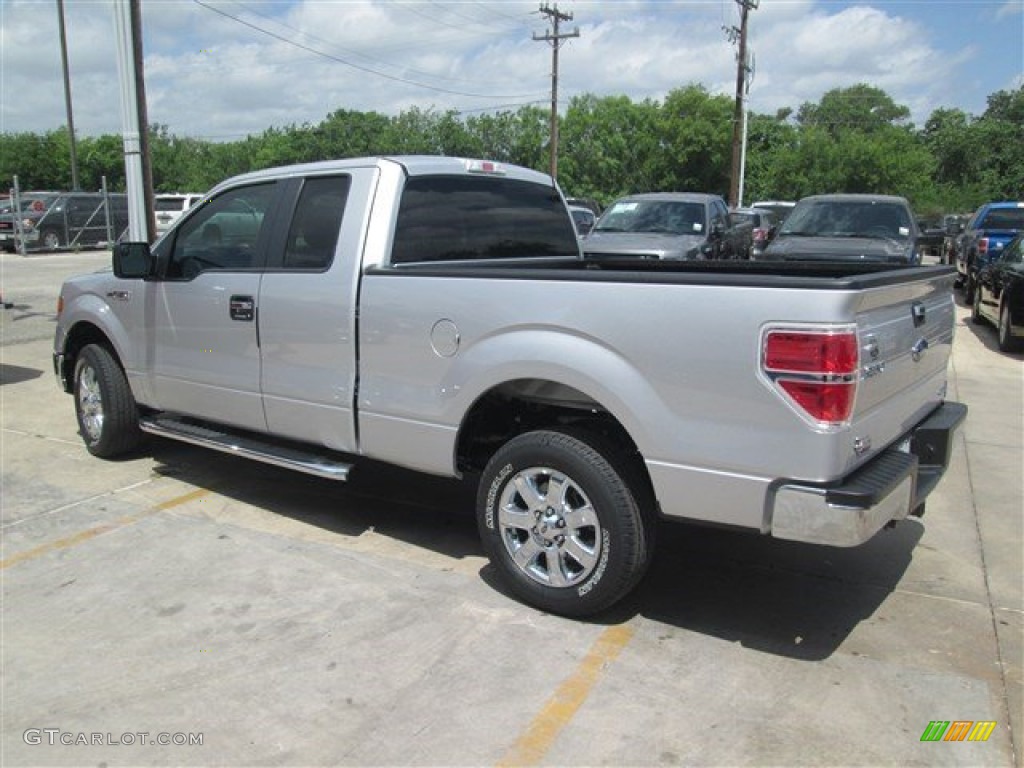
[727,0,757,209]
[533,3,578,180]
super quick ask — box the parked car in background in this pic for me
[971,232,1024,353]
[760,193,920,264]
[155,193,204,236]
[13,192,129,251]
[942,214,968,265]
[565,196,602,217]
[731,207,777,258]
[0,192,60,252]
[581,192,752,260]
[568,205,596,237]
[955,202,1024,303]
[750,200,795,223]
[916,217,946,260]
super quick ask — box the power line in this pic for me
[193,0,543,100]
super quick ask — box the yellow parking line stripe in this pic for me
[0,488,209,570]
[497,623,635,767]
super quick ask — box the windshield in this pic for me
[595,200,706,235]
[0,194,58,215]
[779,200,912,239]
[978,208,1024,230]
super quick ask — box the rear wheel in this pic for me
[477,429,653,617]
[998,303,1024,353]
[73,344,143,457]
[40,228,61,250]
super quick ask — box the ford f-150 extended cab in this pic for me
[54,156,966,617]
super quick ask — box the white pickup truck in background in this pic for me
[53,156,966,617]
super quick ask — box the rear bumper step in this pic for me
[139,415,353,481]
[771,401,967,547]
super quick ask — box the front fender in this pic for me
[56,284,137,393]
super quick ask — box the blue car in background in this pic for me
[955,201,1024,303]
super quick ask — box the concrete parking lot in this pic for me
[1,249,1021,766]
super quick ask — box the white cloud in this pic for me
[0,0,1018,140]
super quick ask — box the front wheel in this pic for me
[73,344,143,457]
[477,429,653,617]
[998,303,1024,353]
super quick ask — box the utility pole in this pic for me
[56,0,80,190]
[533,3,578,180]
[726,0,757,209]
[129,0,156,242]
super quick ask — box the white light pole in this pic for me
[112,0,147,242]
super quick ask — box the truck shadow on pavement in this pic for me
[616,518,923,661]
[146,437,922,661]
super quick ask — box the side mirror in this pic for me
[113,241,154,279]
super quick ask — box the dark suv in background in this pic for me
[760,193,920,264]
[9,192,128,252]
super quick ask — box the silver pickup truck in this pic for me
[53,156,966,617]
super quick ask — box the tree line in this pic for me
[2,83,1021,217]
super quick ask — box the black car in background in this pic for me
[972,232,1024,353]
[0,192,60,252]
[6,192,129,251]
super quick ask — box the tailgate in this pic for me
[850,268,956,453]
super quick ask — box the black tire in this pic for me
[971,284,985,324]
[477,429,653,617]
[40,228,62,250]
[963,274,975,305]
[998,303,1024,353]
[73,344,143,458]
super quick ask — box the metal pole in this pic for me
[56,0,80,191]
[112,0,147,242]
[129,0,156,242]
[534,4,578,181]
[102,176,113,245]
[12,177,26,256]
[737,108,749,208]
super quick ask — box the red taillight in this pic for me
[763,329,859,426]
[778,381,856,424]
[753,227,769,242]
[764,331,858,375]
[978,237,988,255]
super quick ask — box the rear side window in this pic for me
[979,208,1024,230]
[390,176,578,264]
[283,176,350,270]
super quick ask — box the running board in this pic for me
[139,415,353,481]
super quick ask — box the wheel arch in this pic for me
[58,320,122,393]
[454,377,657,510]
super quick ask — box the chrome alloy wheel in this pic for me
[77,362,104,442]
[497,466,602,587]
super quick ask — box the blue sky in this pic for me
[1,0,1021,140]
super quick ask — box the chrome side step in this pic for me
[139,415,353,481]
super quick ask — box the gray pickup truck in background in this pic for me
[581,192,753,260]
[53,156,965,617]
